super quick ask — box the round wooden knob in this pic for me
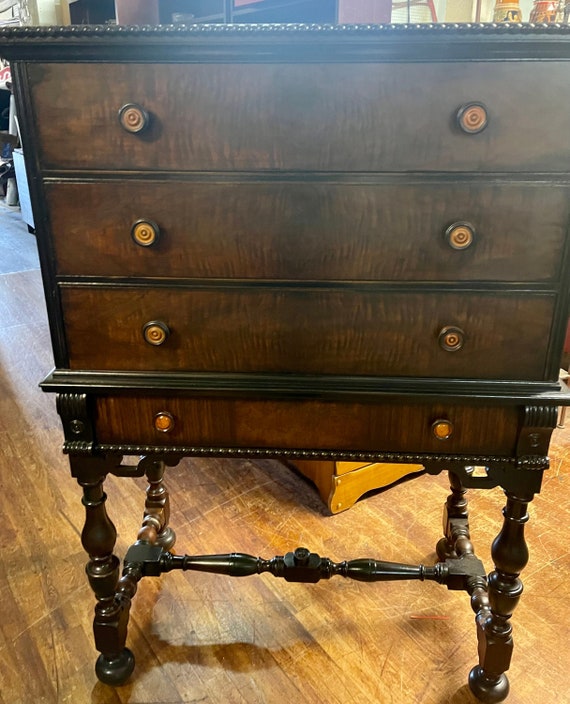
[154,411,175,433]
[445,222,476,250]
[457,103,488,134]
[432,419,454,441]
[131,219,160,247]
[118,103,150,134]
[438,326,465,352]
[142,320,170,346]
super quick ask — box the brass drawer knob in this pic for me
[432,419,454,441]
[154,411,175,433]
[118,103,150,134]
[456,102,488,134]
[445,222,475,250]
[438,326,465,352]
[142,320,170,346]
[131,219,160,247]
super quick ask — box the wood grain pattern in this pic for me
[3,209,570,704]
[45,179,569,282]
[60,285,555,380]
[28,62,570,173]
[94,394,520,455]
[5,24,570,704]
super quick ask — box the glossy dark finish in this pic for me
[26,61,570,173]
[123,542,486,586]
[45,179,570,282]
[60,285,555,379]
[5,23,570,704]
[93,394,520,455]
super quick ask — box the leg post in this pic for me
[437,468,472,561]
[468,491,533,703]
[138,456,176,550]
[73,455,136,685]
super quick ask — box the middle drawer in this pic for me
[46,179,569,282]
[60,285,554,380]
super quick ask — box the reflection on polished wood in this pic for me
[1,251,569,702]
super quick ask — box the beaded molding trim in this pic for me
[1,23,570,40]
[62,440,551,469]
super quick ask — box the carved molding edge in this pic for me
[60,442,522,467]
[2,23,570,41]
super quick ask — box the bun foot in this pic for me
[468,666,509,703]
[95,648,135,686]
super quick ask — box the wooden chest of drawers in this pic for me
[3,23,570,703]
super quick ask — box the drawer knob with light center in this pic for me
[432,418,454,440]
[131,219,160,247]
[154,411,175,433]
[438,326,465,352]
[445,222,476,250]
[118,103,150,134]
[142,320,170,346]
[456,102,488,134]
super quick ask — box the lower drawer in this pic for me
[61,285,555,380]
[94,394,520,457]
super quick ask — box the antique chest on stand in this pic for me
[2,22,570,702]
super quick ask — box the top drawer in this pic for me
[28,61,570,173]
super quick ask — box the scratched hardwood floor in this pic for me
[0,201,569,704]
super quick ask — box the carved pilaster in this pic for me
[517,405,557,459]
[56,393,95,452]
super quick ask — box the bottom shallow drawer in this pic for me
[94,395,520,457]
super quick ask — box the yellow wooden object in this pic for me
[292,460,424,514]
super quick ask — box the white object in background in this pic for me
[0,1,19,27]
[8,93,17,135]
[4,91,20,207]
[13,148,34,228]
[32,0,59,24]
[5,176,18,206]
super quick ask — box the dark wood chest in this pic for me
[3,23,570,702]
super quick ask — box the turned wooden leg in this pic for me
[469,491,533,703]
[72,454,139,686]
[436,468,472,561]
[138,456,176,550]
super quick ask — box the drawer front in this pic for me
[30,62,570,172]
[94,394,520,456]
[60,285,554,380]
[46,180,569,282]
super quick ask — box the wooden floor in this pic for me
[1,199,569,704]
